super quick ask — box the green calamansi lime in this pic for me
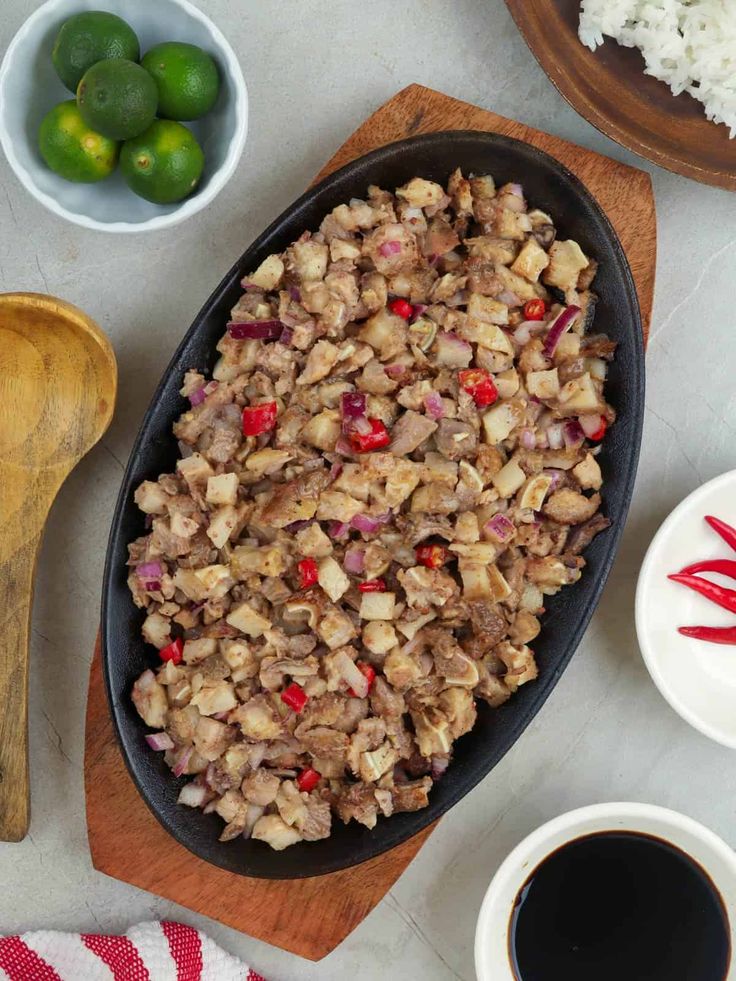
[140,42,220,121]
[120,120,204,204]
[52,11,140,93]
[38,100,119,183]
[77,58,158,141]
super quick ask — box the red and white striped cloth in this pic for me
[0,922,266,981]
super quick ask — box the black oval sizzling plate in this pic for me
[102,131,645,878]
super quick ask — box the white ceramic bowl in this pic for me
[0,0,248,233]
[636,470,736,748]
[475,802,736,981]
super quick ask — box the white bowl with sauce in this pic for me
[474,802,736,981]
[636,470,736,748]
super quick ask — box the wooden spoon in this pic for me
[0,293,117,841]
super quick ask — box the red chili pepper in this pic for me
[296,767,321,793]
[589,416,607,441]
[388,298,414,320]
[159,637,183,664]
[359,578,386,592]
[705,515,736,553]
[349,418,390,453]
[348,661,377,697]
[523,298,547,321]
[680,559,736,579]
[242,400,278,436]
[458,368,498,408]
[678,625,736,645]
[415,543,450,569]
[297,557,319,590]
[281,682,308,712]
[668,573,736,614]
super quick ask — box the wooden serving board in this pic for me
[84,84,656,962]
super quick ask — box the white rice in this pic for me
[579,0,736,137]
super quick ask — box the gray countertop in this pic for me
[1,1,735,978]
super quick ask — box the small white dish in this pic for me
[636,470,736,748]
[474,801,736,981]
[0,0,248,233]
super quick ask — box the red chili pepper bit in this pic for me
[296,767,321,793]
[159,637,183,664]
[678,625,736,645]
[458,368,498,408]
[388,298,414,320]
[705,515,736,554]
[589,416,607,441]
[668,573,736,615]
[523,298,547,321]
[297,557,319,590]
[415,544,449,569]
[281,682,308,712]
[680,559,736,579]
[358,578,386,592]
[242,400,278,436]
[348,661,377,697]
[349,418,391,453]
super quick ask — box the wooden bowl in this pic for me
[504,0,736,191]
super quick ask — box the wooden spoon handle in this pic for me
[0,533,41,841]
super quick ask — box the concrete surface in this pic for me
[1,1,735,978]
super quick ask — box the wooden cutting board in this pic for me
[84,84,656,962]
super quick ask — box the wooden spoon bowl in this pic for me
[0,293,116,841]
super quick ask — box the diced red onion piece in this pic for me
[172,745,193,778]
[351,512,391,534]
[212,711,229,721]
[519,427,536,450]
[328,521,350,539]
[546,423,565,450]
[289,286,301,302]
[330,461,344,480]
[227,320,284,340]
[334,436,355,457]
[137,561,163,580]
[341,391,367,418]
[178,782,208,807]
[343,548,365,574]
[579,414,603,439]
[279,325,294,346]
[485,512,515,542]
[423,391,445,420]
[410,304,428,323]
[145,732,174,751]
[543,305,581,357]
[141,580,161,593]
[498,290,522,307]
[189,386,207,406]
[384,363,407,379]
[285,519,311,533]
[379,240,402,257]
[564,419,585,447]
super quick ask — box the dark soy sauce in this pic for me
[509,831,730,981]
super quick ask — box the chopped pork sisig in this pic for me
[129,170,614,850]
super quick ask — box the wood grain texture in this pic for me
[0,293,116,842]
[504,0,736,192]
[85,84,656,960]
